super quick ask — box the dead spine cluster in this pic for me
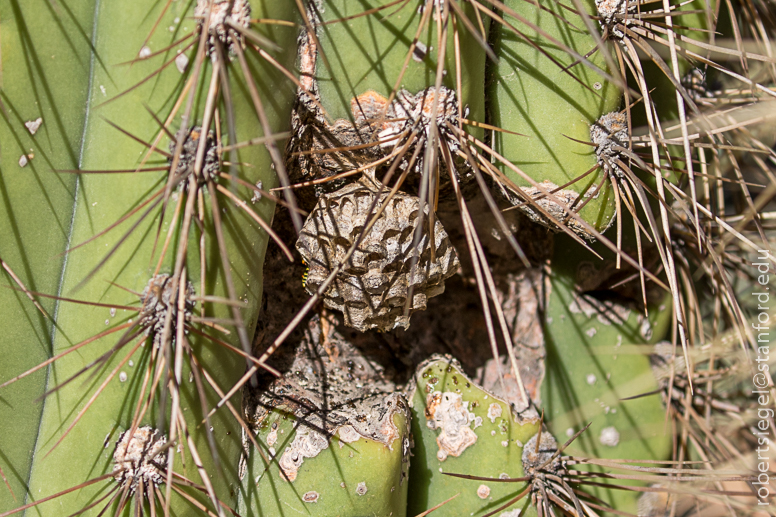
[139,274,196,347]
[195,0,251,56]
[112,426,168,493]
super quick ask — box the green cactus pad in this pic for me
[489,0,621,238]
[406,355,542,517]
[239,395,410,517]
[541,238,673,512]
[239,314,411,516]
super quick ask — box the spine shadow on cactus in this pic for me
[0,0,97,512]
[1,0,774,516]
[1,0,299,515]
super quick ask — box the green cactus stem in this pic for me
[239,315,410,516]
[406,355,542,517]
[489,0,621,238]
[0,0,95,510]
[541,236,673,512]
[314,0,486,126]
[0,0,298,515]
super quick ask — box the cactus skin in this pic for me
[18,1,220,511]
[406,356,541,517]
[542,236,673,512]
[0,1,298,515]
[489,0,621,237]
[238,310,411,516]
[314,1,486,135]
[238,400,411,517]
[0,0,761,516]
[0,0,95,511]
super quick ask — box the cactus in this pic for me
[0,0,93,508]
[541,235,673,512]
[238,314,410,515]
[406,356,542,516]
[489,0,621,238]
[1,0,297,514]
[2,0,773,516]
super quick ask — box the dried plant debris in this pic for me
[195,0,250,55]
[287,86,471,206]
[169,126,220,185]
[504,181,610,239]
[286,29,386,207]
[286,89,384,207]
[139,274,195,346]
[112,426,167,493]
[476,269,548,404]
[296,175,460,332]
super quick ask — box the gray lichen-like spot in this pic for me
[302,491,319,503]
[278,425,330,482]
[296,174,460,332]
[425,391,478,461]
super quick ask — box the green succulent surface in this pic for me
[490,0,621,234]
[239,405,410,516]
[0,0,297,515]
[542,237,673,513]
[316,0,486,127]
[407,356,542,517]
[0,0,94,511]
